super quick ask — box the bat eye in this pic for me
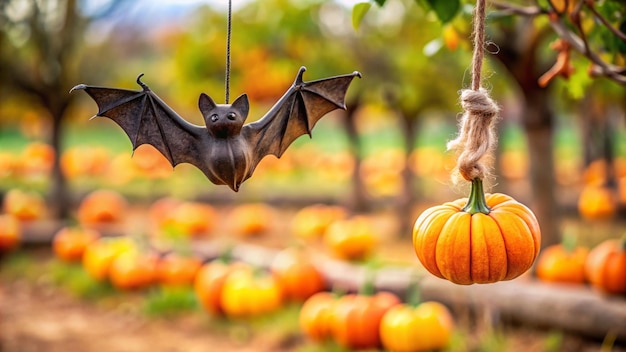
[227,112,237,120]
[210,114,219,122]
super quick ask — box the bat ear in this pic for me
[231,94,250,118]
[199,93,217,115]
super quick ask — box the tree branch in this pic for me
[492,0,626,86]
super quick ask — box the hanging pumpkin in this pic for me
[413,178,541,285]
[584,238,626,294]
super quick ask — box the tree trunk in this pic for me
[48,104,70,219]
[343,100,370,212]
[523,89,558,248]
[397,114,418,237]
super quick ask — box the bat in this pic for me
[71,66,361,191]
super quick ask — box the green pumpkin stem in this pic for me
[406,274,423,307]
[561,232,577,254]
[462,178,491,215]
[359,270,376,296]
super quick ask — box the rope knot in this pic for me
[460,89,499,120]
[447,88,500,182]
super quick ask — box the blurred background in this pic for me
[1,0,625,351]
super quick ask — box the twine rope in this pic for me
[225,0,232,104]
[447,0,500,182]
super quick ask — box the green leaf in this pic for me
[373,0,387,6]
[352,2,372,30]
[424,0,460,24]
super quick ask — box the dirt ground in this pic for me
[0,255,301,352]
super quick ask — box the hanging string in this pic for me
[225,0,232,104]
[447,0,500,183]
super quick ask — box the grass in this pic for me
[142,285,199,317]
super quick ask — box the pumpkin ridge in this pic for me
[436,213,471,284]
[415,207,456,279]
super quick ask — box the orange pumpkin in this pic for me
[330,291,401,350]
[577,184,617,221]
[585,239,626,294]
[228,203,273,237]
[413,178,541,285]
[167,201,216,237]
[194,260,249,315]
[291,204,347,240]
[109,251,158,290]
[77,189,128,225]
[324,216,376,261]
[536,239,588,284]
[53,226,100,262]
[270,247,326,301]
[156,253,202,287]
[0,214,21,252]
[2,189,47,221]
[299,292,337,342]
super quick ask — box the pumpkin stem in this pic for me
[406,274,423,307]
[620,234,626,252]
[561,232,577,254]
[359,270,376,296]
[462,178,491,215]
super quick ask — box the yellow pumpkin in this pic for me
[380,302,454,352]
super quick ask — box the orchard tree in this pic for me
[0,0,127,218]
[355,0,626,247]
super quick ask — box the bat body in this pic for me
[72,66,361,191]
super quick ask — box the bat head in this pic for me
[199,93,250,138]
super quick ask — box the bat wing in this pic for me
[71,74,207,170]
[242,66,360,166]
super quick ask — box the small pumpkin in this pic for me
[228,203,273,237]
[220,267,283,318]
[53,226,100,262]
[535,235,588,284]
[380,301,454,352]
[109,251,158,291]
[167,201,216,237]
[270,247,326,301]
[577,184,617,221]
[330,291,401,350]
[156,253,203,287]
[299,291,337,342]
[2,189,47,221]
[77,189,128,225]
[194,260,249,315]
[324,216,376,261]
[0,214,21,252]
[82,237,135,281]
[585,238,626,294]
[413,178,541,285]
[291,204,347,240]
